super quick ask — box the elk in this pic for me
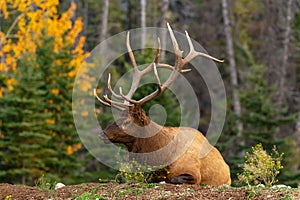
[94,23,231,185]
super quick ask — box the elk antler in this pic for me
[94,23,224,110]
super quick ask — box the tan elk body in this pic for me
[95,24,231,185]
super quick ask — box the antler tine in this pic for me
[94,89,126,111]
[107,73,123,100]
[135,24,188,106]
[153,63,162,92]
[119,87,140,104]
[182,31,224,66]
[94,88,111,107]
[167,23,184,69]
[154,37,161,64]
[126,32,138,70]
[103,94,134,108]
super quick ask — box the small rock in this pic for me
[55,182,65,190]
[159,181,166,184]
[271,184,291,189]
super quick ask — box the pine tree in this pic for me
[0,54,55,185]
[0,35,86,185]
[0,1,88,184]
[35,36,83,183]
[229,64,296,185]
[239,65,295,150]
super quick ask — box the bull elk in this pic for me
[94,23,231,185]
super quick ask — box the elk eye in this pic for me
[121,120,131,130]
[123,120,131,126]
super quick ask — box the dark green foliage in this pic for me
[229,64,296,185]
[0,37,83,185]
[36,36,83,184]
[239,65,295,150]
[0,54,55,184]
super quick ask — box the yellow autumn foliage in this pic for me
[0,0,89,95]
[51,89,59,95]
[45,118,55,125]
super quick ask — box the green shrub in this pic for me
[115,158,169,183]
[238,143,284,187]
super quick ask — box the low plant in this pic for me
[5,195,12,200]
[35,174,56,191]
[238,143,284,187]
[116,158,169,183]
[75,192,106,200]
[246,186,263,199]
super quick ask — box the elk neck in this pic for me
[129,106,150,126]
[125,106,176,153]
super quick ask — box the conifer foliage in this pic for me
[0,0,87,185]
[0,53,54,184]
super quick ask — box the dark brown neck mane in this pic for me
[129,106,150,126]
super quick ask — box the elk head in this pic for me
[94,23,223,147]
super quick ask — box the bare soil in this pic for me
[0,182,299,200]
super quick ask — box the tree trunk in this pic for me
[141,0,146,50]
[99,0,109,43]
[126,0,132,30]
[279,0,293,105]
[296,112,300,134]
[295,112,300,169]
[82,0,88,50]
[160,0,169,60]
[221,0,243,142]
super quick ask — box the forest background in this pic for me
[1,0,300,187]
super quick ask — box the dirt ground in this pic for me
[0,182,299,200]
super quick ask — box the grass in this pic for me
[73,192,106,200]
[116,188,145,198]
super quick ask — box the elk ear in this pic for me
[121,118,132,130]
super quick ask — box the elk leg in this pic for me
[170,174,195,184]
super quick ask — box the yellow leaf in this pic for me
[81,111,88,117]
[80,81,92,92]
[67,145,73,155]
[75,143,82,150]
[45,118,55,124]
[0,1,9,19]
[51,89,59,95]
[3,44,10,53]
